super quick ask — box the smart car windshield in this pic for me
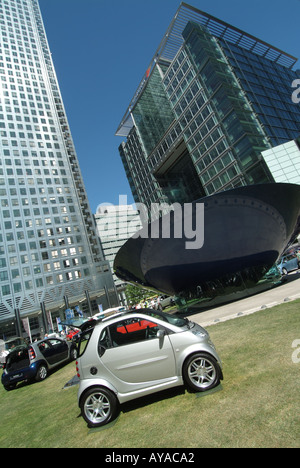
[140,309,189,328]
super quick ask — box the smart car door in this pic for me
[99,318,176,385]
[48,339,69,364]
[39,339,68,365]
[38,341,56,365]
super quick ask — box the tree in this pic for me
[125,284,150,306]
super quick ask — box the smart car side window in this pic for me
[48,339,68,351]
[97,327,111,355]
[38,341,51,354]
[108,318,159,348]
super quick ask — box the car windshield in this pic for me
[140,309,189,328]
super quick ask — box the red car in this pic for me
[66,329,80,341]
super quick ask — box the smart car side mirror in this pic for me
[98,346,106,357]
[157,329,165,348]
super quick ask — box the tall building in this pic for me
[0,0,116,339]
[116,3,300,213]
[95,204,142,300]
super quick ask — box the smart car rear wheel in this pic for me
[35,364,48,382]
[183,353,220,392]
[80,387,118,428]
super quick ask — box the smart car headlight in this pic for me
[192,330,206,338]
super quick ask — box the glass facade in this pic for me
[181,21,273,195]
[0,0,116,336]
[261,138,300,185]
[132,66,174,156]
[117,5,300,214]
[221,40,300,146]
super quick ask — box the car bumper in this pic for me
[1,361,41,387]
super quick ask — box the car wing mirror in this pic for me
[157,329,165,348]
[98,346,106,357]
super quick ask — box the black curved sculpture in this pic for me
[114,184,300,308]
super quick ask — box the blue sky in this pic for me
[39,0,300,213]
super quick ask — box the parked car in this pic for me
[157,295,176,310]
[66,329,80,341]
[1,337,77,390]
[92,306,127,321]
[277,254,299,275]
[76,309,223,428]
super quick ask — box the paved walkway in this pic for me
[191,272,300,327]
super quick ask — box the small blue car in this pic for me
[1,337,77,391]
[277,254,299,275]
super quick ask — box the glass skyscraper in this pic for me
[0,0,116,338]
[116,3,300,211]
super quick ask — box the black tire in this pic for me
[80,387,119,428]
[183,353,221,392]
[35,364,48,382]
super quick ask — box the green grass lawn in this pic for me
[0,299,299,448]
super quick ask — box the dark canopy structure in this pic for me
[114,184,300,310]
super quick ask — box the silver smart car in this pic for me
[76,309,223,428]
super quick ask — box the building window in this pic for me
[0,271,8,281]
[36,278,43,288]
[13,283,22,293]
[2,285,10,296]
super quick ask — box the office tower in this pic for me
[0,0,116,338]
[116,3,300,212]
[95,204,142,297]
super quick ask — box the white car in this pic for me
[91,306,126,321]
[0,337,26,366]
[76,309,223,428]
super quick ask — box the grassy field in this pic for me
[0,299,299,448]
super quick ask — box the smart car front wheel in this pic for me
[80,387,118,428]
[183,353,221,392]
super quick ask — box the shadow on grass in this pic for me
[121,385,186,415]
[87,386,186,434]
[120,383,223,413]
[87,384,223,433]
